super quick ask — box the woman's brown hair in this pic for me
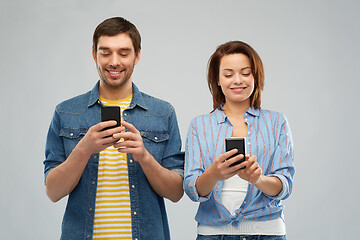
[207,41,264,111]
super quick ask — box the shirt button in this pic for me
[70,133,73,137]
[89,208,92,211]
[129,159,133,163]
[154,137,158,140]
[132,185,135,188]
[124,113,127,116]
[133,212,137,215]
[135,238,138,240]
[94,155,97,159]
[92,181,95,185]
[87,235,90,238]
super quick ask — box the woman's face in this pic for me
[218,53,255,107]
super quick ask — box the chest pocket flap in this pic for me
[140,131,169,143]
[60,128,88,139]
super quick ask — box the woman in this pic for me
[184,41,294,240]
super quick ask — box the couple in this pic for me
[44,17,294,240]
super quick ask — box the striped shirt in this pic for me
[184,107,295,226]
[93,95,132,239]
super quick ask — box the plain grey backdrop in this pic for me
[1,0,359,239]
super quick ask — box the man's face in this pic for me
[93,33,140,89]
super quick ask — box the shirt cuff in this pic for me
[184,175,212,202]
[266,174,289,200]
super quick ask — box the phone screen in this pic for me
[101,106,121,131]
[225,137,246,167]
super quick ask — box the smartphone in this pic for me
[225,137,246,168]
[101,105,121,131]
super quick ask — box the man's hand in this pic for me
[77,120,122,155]
[112,120,150,162]
[112,120,183,202]
[45,120,122,202]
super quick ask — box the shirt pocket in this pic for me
[60,127,88,157]
[140,131,169,163]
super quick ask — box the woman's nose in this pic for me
[233,74,242,84]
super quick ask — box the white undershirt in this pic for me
[221,175,248,215]
[198,175,286,235]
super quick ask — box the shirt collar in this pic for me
[215,107,227,124]
[88,81,148,110]
[246,107,260,117]
[128,82,148,110]
[214,105,260,124]
[88,81,100,107]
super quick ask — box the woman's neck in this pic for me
[222,100,250,118]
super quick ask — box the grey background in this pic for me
[1,0,359,239]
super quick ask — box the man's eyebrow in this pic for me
[98,47,110,51]
[98,47,132,52]
[118,48,132,51]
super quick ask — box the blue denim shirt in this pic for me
[44,81,184,240]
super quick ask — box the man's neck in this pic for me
[98,80,133,100]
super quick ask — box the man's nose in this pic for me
[110,54,120,67]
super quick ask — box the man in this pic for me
[44,17,184,240]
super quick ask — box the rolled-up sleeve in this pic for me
[161,107,185,178]
[43,109,66,183]
[183,118,212,202]
[267,114,295,200]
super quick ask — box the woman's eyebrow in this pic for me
[240,66,251,71]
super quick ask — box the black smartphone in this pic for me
[225,137,246,168]
[101,105,121,131]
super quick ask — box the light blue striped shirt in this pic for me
[184,107,295,226]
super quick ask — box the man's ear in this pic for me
[92,50,97,63]
[134,50,141,65]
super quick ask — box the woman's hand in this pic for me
[237,155,283,197]
[195,149,247,197]
[209,149,248,181]
[237,155,262,185]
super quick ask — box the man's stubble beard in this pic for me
[97,62,135,90]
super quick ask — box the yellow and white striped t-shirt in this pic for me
[93,95,132,240]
